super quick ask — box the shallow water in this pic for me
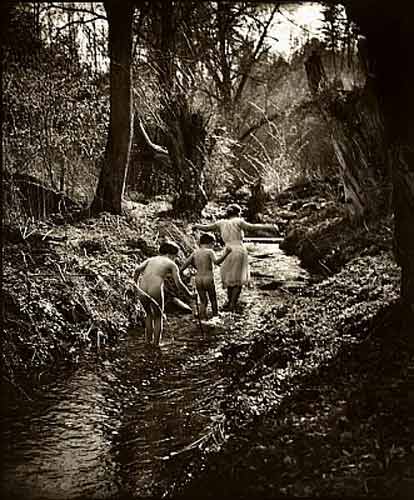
[0,244,306,499]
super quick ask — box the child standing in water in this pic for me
[181,233,231,319]
[133,241,193,346]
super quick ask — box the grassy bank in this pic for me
[2,200,195,398]
[4,181,411,499]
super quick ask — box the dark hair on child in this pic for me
[159,241,180,255]
[225,203,242,217]
[199,233,215,245]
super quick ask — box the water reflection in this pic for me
[0,369,122,499]
[111,322,225,497]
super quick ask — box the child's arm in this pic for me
[213,247,232,265]
[180,252,194,272]
[193,222,219,232]
[133,259,149,282]
[171,262,194,299]
[239,219,279,234]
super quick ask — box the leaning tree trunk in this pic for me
[327,83,390,220]
[91,0,134,214]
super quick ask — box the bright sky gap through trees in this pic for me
[38,2,325,70]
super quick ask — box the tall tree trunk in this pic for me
[233,4,279,107]
[91,0,134,214]
[159,0,175,96]
[347,2,414,314]
[374,22,414,314]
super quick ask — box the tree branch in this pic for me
[47,3,107,20]
[239,111,282,142]
[277,6,316,35]
[137,117,169,156]
[132,4,150,61]
[233,4,280,106]
[54,16,105,34]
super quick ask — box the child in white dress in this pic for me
[194,204,278,311]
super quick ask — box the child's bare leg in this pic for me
[223,286,233,310]
[207,284,218,316]
[196,285,208,319]
[141,298,153,342]
[145,313,154,343]
[152,291,164,346]
[153,310,163,346]
[229,285,242,311]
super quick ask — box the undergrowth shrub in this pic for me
[4,5,108,215]
[204,127,237,199]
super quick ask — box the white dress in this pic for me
[217,218,250,288]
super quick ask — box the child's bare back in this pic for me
[181,233,231,319]
[192,248,216,288]
[133,241,193,346]
[139,255,177,301]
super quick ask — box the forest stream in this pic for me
[4,1,414,497]
[0,242,308,500]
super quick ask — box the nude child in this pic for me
[133,241,193,346]
[181,233,231,319]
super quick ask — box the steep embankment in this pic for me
[274,178,393,276]
[168,251,408,498]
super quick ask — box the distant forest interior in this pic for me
[3,2,378,218]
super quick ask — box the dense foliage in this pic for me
[2,5,412,497]
[4,3,108,212]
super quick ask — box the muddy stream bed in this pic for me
[0,242,308,499]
